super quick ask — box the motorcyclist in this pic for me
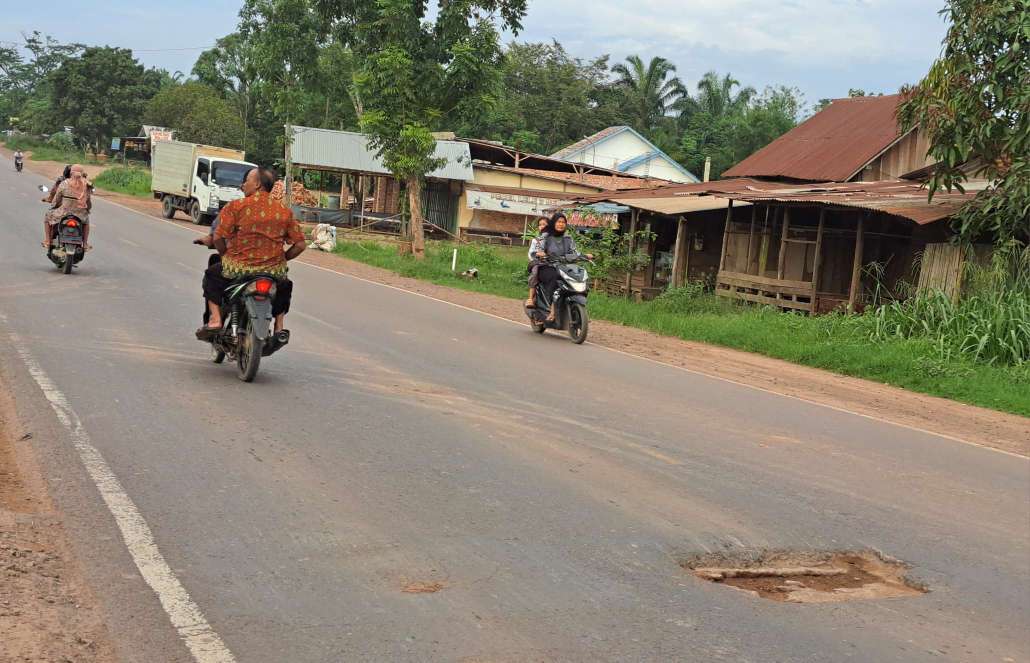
[13,150,24,170]
[43,164,91,249]
[196,166,305,341]
[536,212,592,321]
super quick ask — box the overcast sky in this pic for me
[3,0,948,110]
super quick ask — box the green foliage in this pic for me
[679,76,803,178]
[478,42,621,154]
[573,224,654,280]
[859,247,1030,366]
[611,55,685,134]
[145,83,244,149]
[93,166,152,197]
[48,47,164,153]
[46,132,75,151]
[899,0,1030,244]
[0,32,83,133]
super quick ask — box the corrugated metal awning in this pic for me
[607,195,748,215]
[290,126,474,182]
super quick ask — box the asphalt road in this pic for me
[1,164,1028,663]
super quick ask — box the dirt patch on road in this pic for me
[0,378,117,662]
[684,550,925,603]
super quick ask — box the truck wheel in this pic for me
[190,201,208,225]
[161,196,176,219]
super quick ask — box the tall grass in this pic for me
[861,246,1030,366]
[93,167,152,197]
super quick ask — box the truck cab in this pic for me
[193,158,256,220]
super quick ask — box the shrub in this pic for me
[93,167,152,197]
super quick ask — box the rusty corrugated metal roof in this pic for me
[574,178,977,225]
[722,95,906,181]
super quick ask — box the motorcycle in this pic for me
[14,157,23,172]
[38,185,84,274]
[525,255,591,344]
[202,272,290,382]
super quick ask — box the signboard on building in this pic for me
[110,137,121,151]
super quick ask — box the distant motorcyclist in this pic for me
[13,150,24,171]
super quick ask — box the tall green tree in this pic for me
[145,82,245,148]
[678,71,754,124]
[899,0,1029,245]
[0,32,82,131]
[611,55,685,134]
[480,41,621,154]
[48,47,163,153]
[312,0,529,258]
[193,33,261,150]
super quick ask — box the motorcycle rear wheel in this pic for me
[236,328,263,382]
[62,252,73,274]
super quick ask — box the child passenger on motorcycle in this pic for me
[525,217,549,308]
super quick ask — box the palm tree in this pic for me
[678,71,755,122]
[611,55,686,133]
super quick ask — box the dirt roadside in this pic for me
[9,149,1029,456]
[0,374,117,663]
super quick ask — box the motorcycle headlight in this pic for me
[570,280,587,293]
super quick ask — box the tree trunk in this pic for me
[406,176,426,260]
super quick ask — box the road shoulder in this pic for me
[0,373,117,662]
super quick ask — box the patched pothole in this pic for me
[682,550,926,603]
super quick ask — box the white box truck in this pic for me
[151,140,257,225]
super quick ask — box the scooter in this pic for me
[525,255,591,344]
[14,157,23,172]
[38,185,85,274]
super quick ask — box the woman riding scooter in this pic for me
[536,212,592,322]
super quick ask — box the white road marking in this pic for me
[94,195,1029,460]
[118,237,140,248]
[0,315,236,663]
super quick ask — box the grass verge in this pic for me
[93,167,152,197]
[333,237,1030,417]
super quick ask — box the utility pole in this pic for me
[284,124,293,208]
[703,157,711,183]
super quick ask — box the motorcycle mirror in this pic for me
[37,185,49,193]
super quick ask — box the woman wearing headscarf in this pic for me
[43,164,92,249]
[535,212,592,321]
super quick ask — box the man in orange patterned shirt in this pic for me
[197,167,306,340]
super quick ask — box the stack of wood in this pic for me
[271,180,319,207]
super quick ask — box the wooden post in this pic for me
[848,212,867,312]
[777,207,790,280]
[671,216,688,288]
[284,123,293,208]
[745,205,757,275]
[811,208,826,311]
[718,199,734,273]
[643,221,654,288]
[758,206,772,276]
[625,208,639,298]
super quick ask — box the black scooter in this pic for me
[15,157,23,172]
[202,272,290,382]
[38,185,85,274]
[525,255,591,344]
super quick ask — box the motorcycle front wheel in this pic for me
[567,302,588,344]
[236,327,263,382]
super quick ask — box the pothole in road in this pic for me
[682,550,926,603]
